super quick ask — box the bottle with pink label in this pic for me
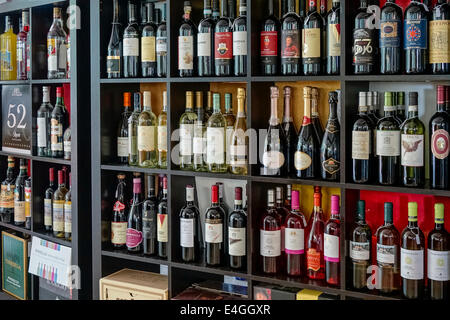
[126,178,143,253]
[324,195,341,286]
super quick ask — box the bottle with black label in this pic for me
[320,91,340,181]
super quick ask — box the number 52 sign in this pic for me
[2,85,31,155]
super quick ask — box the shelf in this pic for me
[343,289,402,301]
[345,74,450,83]
[32,156,71,166]
[101,249,168,265]
[171,261,249,279]
[0,0,68,13]
[0,221,32,235]
[345,182,450,197]
[0,80,31,85]
[171,169,250,181]
[170,76,248,83]
[32,229,72,247]
[31,79,71,84]
[100,77,169,84]
[252,175,343,188]
[251,75,341,82]
[101,164,169,175]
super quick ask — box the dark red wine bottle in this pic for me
[215,0,233,76]
[198,0,215,76]
[180,185,202,262]
[326,0,340,75]
[282,86,297,177]
[205,185,225,266]
[430,0,450,74]
[228,187,247,270]
[141,2,157,77]
[281,0,302,75]
[232,0,247,76]
[142,175,157,256]
[353,0,377,74]
[157,176,168,258]
[260,0,280,75]
[404,0,428,74]
[303,0,323,75]
[178,1,197,77]
[380,0,402,74]
[123,1,140,78]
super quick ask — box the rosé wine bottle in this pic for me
[306,186,325,280]
[325,195,341,286]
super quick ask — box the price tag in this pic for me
[2,85,32,155]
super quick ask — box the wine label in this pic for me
[180,124,194,156]
[281,29,300,61]
[141,36,156,62]
[228,227,246,256]
[14,200,25,223]
[47,37,66,71]
[401,134,424,167]
[322,158,340,175]
[431,129,450,159]
[294,151,312,171]
[157,213,168,242]
[193,136,206,155]
[117,137,128,157]
[377,243,397,265]
[123,37,139,57]
[50,119,63,151]
[180,218,194,248]
[64,140,71,154]
[25,186,31,218]
[327,23,341,57]
[0,185,14,209]
[302,28,321,61]
[380,20,401,48]
[429,20,450,64]
[64,202,72,233]
[197,32,212,57]
[17,41,24,62]
[126,228,143,249]
[260,229,281,257]
[352,131,370,160]
[107,55,121,74]
[229,145,247,166]
[215,32,233,61]
[178,36,194,70]
[376,130,400,156]
[44,198,52,226]
[404,19,428,50]
[350,241,370,261]
[401,248,424,280]
[37,117,47,148]
[142,210,156,239]
[53,200,64,232]
[205,219,223,244]
[226,127,234,164]
[262,151,285,170]
[353,28,375,65]
[307,248,321,272]
[427,249,450,281]
[324,234,340,262]
[156,36,168,56]
[285,228,304,254]
[111,221,127,245]
[206,127,225,165]
[260,31,278,57]
[137,125,156,152]
[158,126,167,152]
[233,31,247,56]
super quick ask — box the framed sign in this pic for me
[2,231,29,300]
[2,85,32,155]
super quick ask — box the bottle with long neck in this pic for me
[224,93,236,169]
[111,173,127,249]
[141,2,157,77]
[320,91,340,181]
[180,185,202,262]
[158,91,168,169]
[156,3,167,77]
[0,157,15,223]
[179,1,197,77]
[229,88,248,175]
[52,170,67,238]
[51,87,67,158]
[232,0,247,76]
[157,176,168,258]
[260,0,280,75]
[180,91,197,170]
[396,91,406,122]
[126,178,143,253]
[128,93,141,166]
[205,91,214,121]
[193,91,207,171]
[261,189,282,274]
[37,86,54,157]
[303,0,323,75]
[142,175,157,256]
[118,92,132,164]
[325,195,341,286]
[138,91,158,168]
[283,86,297,177]
[198,0,215,77]
[14,160,27,227]
[228,187,247,270]
[367,91,380,125]
[326,0,340,75]
[17,10,30,80]
[228,0,236,21]
[107,0,122,78]
[47,8,66,79]
[206,93,227,173]
[353,0,377,74]
[215,0,233,76]
[284,184,292,211]
[64,173,71,240]
[123,1,140,78]
[306,187,325,280]
[430,0,450,74]
[380,0,402,75]
[205,185,225,266]
[311,87,324,142]
[281,0,302,75]
[212,0,220,21]
[404,0,428,74]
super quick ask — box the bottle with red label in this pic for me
[306,186,325,280]
[281,0,302,75]
[126,177,143,253]
[324,195,340,286]
[157,176,168,258]
[232,0,247,76]
[111,174,128,249]
[215,0,233,76]
[260,0,280,75]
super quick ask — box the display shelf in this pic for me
[32,229,72,247]
[171,261,249,279]
[102,249,168,265]
[252,176,343,188]
[171,169,250,181]
[31,79,71,84]
[100,77,169,84]
[0,221,32,235]
[169,77,249,83]
[101,164,169,175]
[251,75,342,82]
[345,182,450,198]
[344,74,450,83]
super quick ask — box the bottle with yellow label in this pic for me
[24,177,32,230]
[14,159,28,227]
[53,170,68,238]
[1,16,17,80]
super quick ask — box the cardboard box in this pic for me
[99,269,168,300]
[254,285,299,300]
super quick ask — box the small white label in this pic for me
[260,229,281,257]
[37,117,47,148]
[197,32,212,57]
[205,222,223,244]
[376,130,400,156]
[206,127,225,164]
[350,241,370,261]
[401,248,424,280]
[233,31,247,56]
[64,203,72,233]
[228,227,246,256]
[401,134,424,167]
[262,151,285,170]
[180,218,194,248]
[427,249,450,281]
[180,124,194,156]
[138,126,156,152]
[377,244,397,265]
[193,137,206,155]
[178,36,194,70]
[285,228,304,254]
[117,137,128,157]
[324,234,340,262]
[123,38,139,57]
[156,37,168,54]
[158,126,167,152]
[64,141,71,153]
[352,131,370,160]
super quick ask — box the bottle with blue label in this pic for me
[380,0,403,74]
[404,0,429,74]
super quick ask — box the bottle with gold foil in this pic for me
[229,88,248,175]
[1,16,17,80]
[0,157,16,223]
[14,159,27,227]
[158,91,168,168]
[138,91,158,168]
[53,170,68,238]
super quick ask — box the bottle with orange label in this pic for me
[306,186,325,280]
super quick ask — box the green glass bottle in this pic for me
[179,91,197,170]
[193,91,207,172]
[206,93,227,173]
[157,91,168,169]
[224,93,236,168]
[396,92,406,123]
[128,93,142,166]
[138,91,158,168]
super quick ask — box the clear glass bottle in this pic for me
[138,91,158,167]
[17,10,30,80]
[229,88,247,175]
[64,173,72,240]
[37,86,54,157]
[193,92,207,171]
[47,7,67,79]
[158,91,168,168]
[224,93,236,169]
[128,92,142,166]
[179,91,197,170]
[206,93,227,173]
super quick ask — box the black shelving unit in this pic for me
[91,0,450,301]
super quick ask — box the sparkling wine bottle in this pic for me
[320,91,340,181]
[306,187,325,280]
[229,88,248,175]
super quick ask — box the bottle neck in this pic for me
[204,0,212,18]
[237,97,245,115]
[287,0,296,13]
[359,105,369,115]
[407,105,418,118]
[329,102,338,119]
[112,0,119,23]
[56,96,64,107]
[384,105,396,117]
[284,95,292,122]
[309,0,318,12]
[234,199,243,210]
[303,96,312,125]
[239,0,247,16]
[332,0,340,9]
[269,97,279,126]
[221,0,229,18]
[268,0,274,16]
[129,5,137,23]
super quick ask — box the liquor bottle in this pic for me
[107,0,122,78]
[205,185,225,266]
[193,91,207,171]
[401,202,425,299]
[260,0,280,76]
[306,187,325,280]
[138,91,158,168]
[53,170,68,238]
[396,92,406,122]
[400,92,425,187]
[157,176,168,258]
[158,91,168,169]
[215,0,233,76]
[404,0,429,74]
[128,92,141,166]
[117,92,132,164]
[353,0,377,74]
[320,92,340,181]
[285,190,307,276]
[142,175,157,256]
[0,16,15,80]
[37,86,54,157]
[179,1,197,77]
[430,86,450,189]
[141,2,157,77]
[326,0,340,75]
[64,173,71,240]
[198,0,215,77]
[123,1,140,78]
[47,7,67,79]
[281,0,302,75]
[126,178,143,253]
[350,200,372,290]
[179,91,197,170]
[224,93,236,168]
[180,185,202,262]
[51,87,67,158]
[380,0,402,74]
[156,3,167,77]
[377,92,400,185]
[261,86,288,176]
[284,185,292,211]
[205,91,214,121]
[311,87,324,142]
[352,92,374,183]
[295,86,319,179]
[111,173,127,249]
[430,0,449,74]
[228,187,247,270]
[230,88,248,175]
[283,86,297,177]
[17,10,30,80]
[63,125,71,160]
[303,0,322,75]
[206,93,227,173]
[43,168,55,232]
[324,195,340,286]
[428,203,450,300]
[212,0,220,21]
[0,157,15,224]
[376,202,400,294]
[261,189,282,274]
[233,0,247,76]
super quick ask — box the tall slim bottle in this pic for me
[138,91,158,168]
[179,1,197,77]
[261,189,282,274]
[142,175,157,256]
[111,173,127,249]
[179,91,197,170]
[64,173,72,240]
[311,87,324,142]
[50,87,67,158]
[126,178,143,253]
[224,93,236,169]
[306,187,325,280]
[1,16,16,80]
[118,92,132,164]
[156,3,167,77]
[123,1,140,78]
[283,86,297,177]
[47,8,66,79]
[52,170,67,238]
[128,92,142,166]
[260,0,280,75]
[193,92,207,171]
[107,0,122,78]
[206,93,227,173]
[158,91,168,169]
[43,167,55,232]
[17,10,30,80]
[180,185,202,262]
[229,88,248,175]
[37,86,54,157]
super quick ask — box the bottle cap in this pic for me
[275,187,283,201]
[143,91,151,107]
[270,86,279,99]
[117,173,126,180]
[329,91,338,103]
[331,195,340,215]
[311,87,319,98]
[398,92,405,105]
[284,86,292,96]
[134,92,141,108]
[291,190,299,210]
[163,176,168,190]
[267,189,275,203]
[56,87,63,97]
[235,187,242,201]
[237,88,246,99]
[123,92,131,107]
[163,91,167,107]
[434,203,444,224]
[359,92,367,107]
[384,202,393,223]
[186,185,195,202]
[211,185,218,203]
[58,170,64,185]
[408,202,418,222]
[49,167,55,180]
[408,92,418,107]
[133,178,141,194]
[437,85,445,104]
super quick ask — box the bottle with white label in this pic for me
[223,93,236,169]
[205,185,225,266]
[206,93,227,173]
[37,86,54,157]
[229,88,248,175]
[179,1,197,77]
[193,92,207,171]
[128,93,142,166]
[47,7,67,79]
[232,0,247,76]
[123,2,140,78]
[198,0,215,76]
[53,170,68,238]
[50,87,67,159]
[401,202,425,299]
[428,203,450,300]
[179,91,197,170]
[13,160,28,227]
[400,92,425,187]
[324,195,340,286]
[43,168,56,232]
[64,173,72,241]
[376,202,400,294]
[180,185,202,262]
[228,187,247,270]
[117,92,132,164]
[137,91,158,168]
[158,91,168,168]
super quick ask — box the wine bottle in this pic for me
[430,0,450,74]
[260,0,280,75]
[193,92,207,172]
[12,159,26,227]
[50,87,67,159]
[126,177,143,253]
[37,86,54,157]
[156,3,167,77]
[180,185,202,262]
[123,1,140,78]
[232,0,247,76]
[367,91,380,125]
[224,93,236,168]
[350,200,372,290]
[401,202,425,299]
[320,91,340,181]
[325,195,340,286]
[295,86,319,179]
[63,125,71,161]
[179,1,197,77]
[261,189,282,274]
[400,92,425,187]
[396,91,406,123]
[353,0,377,74]
[215,0,233,76]
[430,85,450,189]
[179,91,197,170]
[43,167,55,232]
[117,92,132,164]
[53,170,67,238]
[142,175,157,256]
[198,0,215,77]
[217,182,230,216]
[17,10,29,80]
[427,203,450,300]
[47,8,66,79]
[284,184,292,211]
[206,93,227,173]
[380,0,403,74]
[377,92,400,185]
[205,185,225,266]
[282,86,297,177]
[212,0,220,21]
[281,0,302,75]
[303,0,322,75]
[128,92,141,166]
[228,0,236,21]
[404,0,428,74]
[229,88,248,175]
[376,202,400,294]
[158,91,167,169]
[111,173,127,249]
[205,91,214,121]
[311,87,324,142]
[141,2,157,77]
[228,187,247,270]
[306,187,325,280]
[64,173,71,240]
[157,176,168,258]
[138,91,158,168]
[107,0,122,78]
[276,186,289,265]
[326,0,340,75]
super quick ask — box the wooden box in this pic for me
[99,269,168,300]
